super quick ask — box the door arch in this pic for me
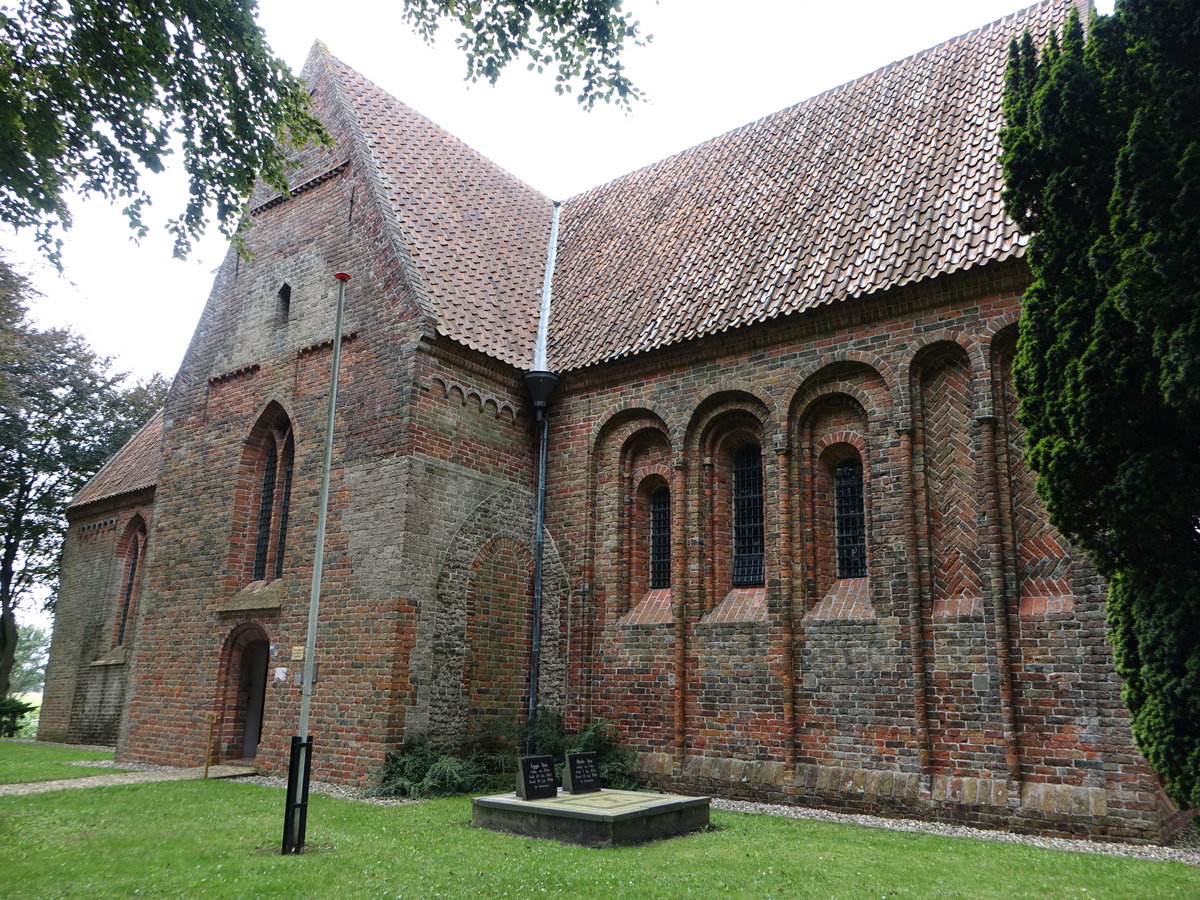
[218,623,271,762]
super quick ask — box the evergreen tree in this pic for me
[1002,1,1200,807]
[0,256,167,696]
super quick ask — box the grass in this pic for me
[0,740,126,784]
[1,779,1198,898]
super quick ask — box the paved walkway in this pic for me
[0,764,257,797]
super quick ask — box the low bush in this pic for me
[371,711,640,798]
[0,698,36,738]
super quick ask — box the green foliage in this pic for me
[523,710,641,789]
[372,712,641,799]
[1002,1,1200,807]
[8,624,47,696]
[0,1,644,264]
[0,255,167,695]
[399,0,646,108]
[0,0,328,263]
[368,736,492,799]
[0,697,35,737]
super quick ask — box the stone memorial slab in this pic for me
[563,751,602,794]
[472,788,711,847]
[516,755,558,800]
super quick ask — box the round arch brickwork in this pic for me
[426,486,570,747]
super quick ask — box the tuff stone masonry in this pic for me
[41,0,1189,841]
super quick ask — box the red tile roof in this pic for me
[70,409,163,509]
[321,53,555,369]
[547,0,1072,370]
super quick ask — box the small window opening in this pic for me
[649,485,671,589]
[732,443,764,586]
[835,457,867,578]
[277,283,292,327]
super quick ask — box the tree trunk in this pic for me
[0,607,17,697]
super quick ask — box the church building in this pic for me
[40,0,1186,841]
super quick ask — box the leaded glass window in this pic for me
[116,526,143,646]
[273,439,294,580]
[649,485,671,589]
[732,443,764,585]
[835,457,866,578]
[252,443,277,581]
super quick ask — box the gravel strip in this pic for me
[231,773,417,806]
[711,798,1200,866]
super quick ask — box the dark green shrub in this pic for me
[0,697,36,738]
[521,710,641,790]
[570,719,640,790]
[369,736,493,799]
[372,712,641,798]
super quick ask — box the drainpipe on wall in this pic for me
[524,201,561,752]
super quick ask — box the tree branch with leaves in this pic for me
[0,255,168,696]
[0,0,645,266]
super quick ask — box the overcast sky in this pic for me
[7,0,1112,387]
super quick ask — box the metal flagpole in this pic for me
[283,271,350,854]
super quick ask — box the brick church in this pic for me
[40,0,1186,840]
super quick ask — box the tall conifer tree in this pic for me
[1002,1,1200,807]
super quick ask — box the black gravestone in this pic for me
[562,751,602,794]
[517,755,558,800]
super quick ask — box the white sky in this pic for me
[10,0,1117,630]
[5,0,1112,391]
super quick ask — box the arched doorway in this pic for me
[218,624,271,762]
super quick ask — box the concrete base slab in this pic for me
[472,788,711,847]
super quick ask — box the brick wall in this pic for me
[548,258,1176,841]
[40,490,153,744]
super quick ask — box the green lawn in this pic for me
[0,740,125,784]
[0,779,1197,898]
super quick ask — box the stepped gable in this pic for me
[548,0,1072,371]
[70,409,163,509]
[319,49,555,369]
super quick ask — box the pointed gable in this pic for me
[546,0,1073,371]
[315,49,554,369]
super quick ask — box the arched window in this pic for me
[250,418,294,582]
[276,283,292,327]
[834,456,866,578]
[114,518,146,647]
[732,443,764,586]
[649,485,671,589]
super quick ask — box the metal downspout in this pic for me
[524,201,561,748]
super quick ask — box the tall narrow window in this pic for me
[732,443,764,585]
[277,283,292,326]
[249,417,294,583]
[835,457,867,577]
[115,522,146,647]
[273,435,294,580]
[649,485,671,589]
[252,443,277,581]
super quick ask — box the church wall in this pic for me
[546,258,1173,841]
[397,347,568,752]
[40,490,153,745]
[116,91,433,784]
